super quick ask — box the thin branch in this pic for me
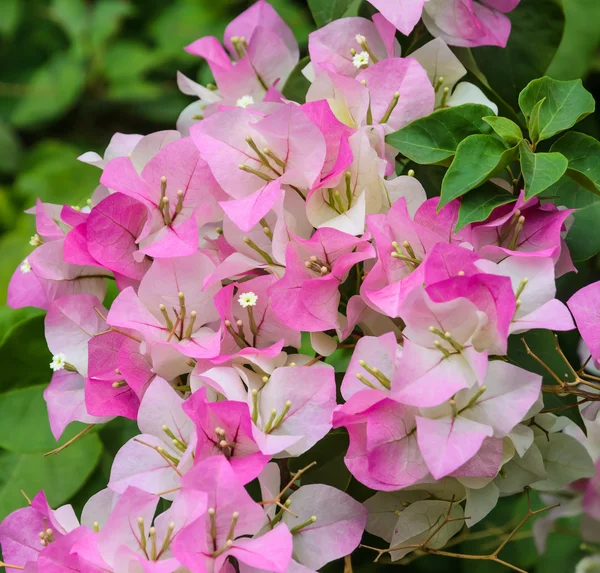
[362,488,559,572]
[0,561,25,570]
[44,425,95,456]
[259,462,317,516]
[521,338,565,387]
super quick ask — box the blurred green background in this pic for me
[1,0,600,571]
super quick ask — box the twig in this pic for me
[362,488,559,572]
[44,425,95,456]
[259,462,317,516]
[0,561,24,570]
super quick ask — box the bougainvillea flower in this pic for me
[476,254,574,334]
[333,396,429,491]
[391,287,489,407]
[270,227,374,332]
[101,137,225,257]
[0,491,79,568]
[186,0,298,108]
[471,194,574,269]
[308,15,400,78]
[416,361,541,479]
[183,387,269,483]
[250,364,337,457]
[107,253,222,359]
[91,486,207,572]
[411,38,498,111]
[341,331,400,400]
[568,281,600,362]
[109,379,195,499]
[43,294,116,437]
[426,272,516,355]
[173,456,293,573]
[365,0,427,36]
[355,58,435,131]
[361,197,444,317]
[306,129,390,235]
[191,104,326,232]
[78,132,143,169]
[8,238,110,311]
[421,0,520,48]
[260,463,368,570]
[214,276,301,359]
[84,192,152,280]
[86,332,143,419]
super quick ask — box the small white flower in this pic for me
[238,292,258,308]
[352,51,370,69]
[19,258,32,274]
[29,234,42,247]
[236,95,255,108]
[50,353,67,372]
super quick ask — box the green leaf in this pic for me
[546,0,600,81]
[307,0,353,27]
[288,431,351,491]
[0,386,59,453]
[282,56,310,104]
[0,385,102,454]
[544,174,599,209]
[11,53,86,128]
[456,183,517,231]
[386,104,494,165]
[550,131,600,195]
[565,202,600,261]
[90,0,134,49]
[519,141,568,199]
[482,116,523,146]
[533,433,595,491]
[519,77,595,143]
[527,97,546,145]
[473,0,565,110]
[0,0,22,37]
[0,316,52,392]
[0,122,22,174]
[0,432,102,519]
[440,135,518,207]
[15,141,99,205]
[104,41,160,82]
[49,0,88,43]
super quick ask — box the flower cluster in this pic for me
[3,0,598,571]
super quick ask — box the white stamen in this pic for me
[238,292,258,308]
[236,95,255,108]
[20,258,32,274]
[352,51,370,69]
[50,353,67,372]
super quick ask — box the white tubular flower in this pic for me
[50,353,67,372]
[236,95,255,108]
[238,292,258,308]
[352,51,370,69]
[20,258,32,274]
[29,234,42,247]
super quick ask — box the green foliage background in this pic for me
[0,0,599,571]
